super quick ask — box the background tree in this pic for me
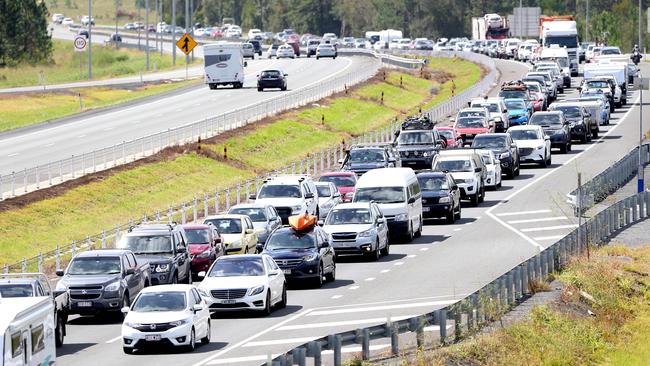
[0,0,53,67]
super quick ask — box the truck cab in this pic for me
[540,17,579,76]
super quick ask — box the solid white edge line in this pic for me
[533,235,567,241]
[306,300,457,317]
[105,335,122,344]
[243,337,318,347]
[276,316,416,331]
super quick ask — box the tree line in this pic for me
[0,0,53,67]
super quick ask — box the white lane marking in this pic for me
[520,224,578,233]
[7,153,18,157]
[194,103,201,106]
[419,247,429,251]
[77,134,86,138]
[310,294,470,312]
[507,216,568,224]
[43,143,54,147]
[380,269,391,273]
[243,337,317,347]
[331,295,343,299]
[349,285,360,290]
[276,316,415,331]
[207,355,277,365]
[453,228,462,231]
[322,344,390,355]
[485,93,640,251]
[105,335,122,344]
[533,235,567,241]
[306,300,457,317]
[103,127,114,131]
[191,308,313,366]
[407,254,417,258]
[394,261,404,266]
[496,209,552,217]
[365,277,376,281]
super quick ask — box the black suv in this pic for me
[416,171,461,223]
[341,144,401,175]
[471,133,520,179]
[117,223,192,285]
[262,225,336,288]
[248,39,263,56]
[529,111,572,153]
[549,104,593,143]
[395,119,445,170]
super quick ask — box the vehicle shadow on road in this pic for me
[413,234,450,244]
[129,341,228,355]
[210,305,303,319]
[68,314,123,326]
[290,279,355,290]
[57,342,96,357]
[335,253,407,263]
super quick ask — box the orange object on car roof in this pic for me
[288,212,317,232]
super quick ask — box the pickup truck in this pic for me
[0,273,69,347]
[56,249,151,317]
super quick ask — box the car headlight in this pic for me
[248,285,265,296]
[395,213,408,221]
[569,121,576,128]
[55,281,68,292]
[499,152,510,159]
[229,240,242,248]
[439,196,451,203]
[155,264,170,273]
[169,319,188,327]
[358,229,372,237]
[303,253,319,262]
[104,281,121,292]
[196,249,211,258]
[291,205,303,213]
[125,322,141,329]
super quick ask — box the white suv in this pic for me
[432,150,486,207]
[470,97,509,132]
[251,175,319,223]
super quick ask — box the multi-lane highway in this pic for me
[53,58,649,366]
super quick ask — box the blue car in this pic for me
[504,98,530,126]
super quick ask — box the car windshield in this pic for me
[349,149,385,163]
[68,257,122,275]
[456,117,486,128]
[505,100,526,109]
[510,129,540,140]
[500,90,527,100]
[185,229,210,244]
[530,114,563,125]
[0,284,33,298]
[261,70,281,77]
[525,83,541,92]
[481,153,494,164]
[553,106,581,118]
[258,184,301,198]
[266,230,316,250]
[325,209,372,225]
[316,185,331,197]
[601,48,620,55]
[458,110,485,118]
[229,207,267,222]
[544,35,578,48]
[209,258,265,277]
[118,235,172,254]
[472,135,507,148]
[397,131,433,145]
[417,176,449,190]
[319,175,355,187]
[354,187,405,204]
[585,80,609,88]
[530,73,550,82]
[203,218,242,234]
[435,159,473,172]
[436,129,454,139]
[132,292,186,312]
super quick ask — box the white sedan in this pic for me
[121,284,211,354]
[315,182,342,219]
[478,150,502,189]
[198,254,286,315]
[276,44,296,59]
[316,44,337,59]
[508,125,552,167]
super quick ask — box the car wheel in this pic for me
[478,186,485,203]
[514,161,521,176]
[277,285,287,308]
[471,192,479,207]
[455,204,462,220]
[201,321,211,345]
[171,273,178,284]
[446,210,455,224]
[185,328,196,352]
[414,216,422,238]
[263,292,272,316]
[366,241,381,261]
[316,56,320,60]
[559,143,567,154]
[55,315,65,347]
[541,153,548,167]
[123,347,134,354]
[380,239,390,256]
[281,86,287,91]
[314,264,324,288]
[568,141,572,152]
[592,129,598,139]
[252,54,255,60]
[258,87,263,92]
[325,262,336,281]
[546,153,552,166]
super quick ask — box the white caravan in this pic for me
[203,43,246,89]
[1,296,56,366]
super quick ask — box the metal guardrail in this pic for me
[266,170,650,366]
[2,50,496,277]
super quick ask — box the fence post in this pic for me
[181,203,187,224]
[71,240,76,258]
[215,191,220,214]
[236,184,241,205]
[360,328,370,360]
[55,245,61,271]
[389,321,399,356]
[193,197,198,222]
[204,194,209,218]
[226,189,231,210]
[439,308,448,344]
[101,230,107,249]
[38,252,43,273]
[21,258,26,273]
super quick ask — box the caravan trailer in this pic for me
[1,296,56,366]
[203,43,246,89]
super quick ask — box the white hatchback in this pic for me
[316,44,337,59]
[121,284,211,354]
[276,44,296,59]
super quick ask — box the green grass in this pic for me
[423,57,482,110]
[297,98,396,135]
[0,40,198,88]
[46,0,156,25]
[0,154,252,264]
[210,120,343,171]
[0,80,199,132]
[354,81,428,112]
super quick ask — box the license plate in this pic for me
[145,335,161,341]
[221,299,236,304]
[283,269,291,275]
[77,301,92,307]
[422,207,430,212]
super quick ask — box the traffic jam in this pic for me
[0,14,641,364]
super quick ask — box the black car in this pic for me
[471,133,520,179]
[417,171,461,223]
[262,225,336,288]
[257,70,287,91]
[395,129,445,170]
[529,111,571,153]
[549,104,592,143]
[341,144,400,175]
[248,39,263,56]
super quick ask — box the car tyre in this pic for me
[55,315,65,347]
[201,321,211,345]
[258,87,263,92]
[185,328,196,352]
[446,210,455,224]
[592,129,598,139]
[171,273,178,284]
[262,292,272,316]
[380,239,390,256]
[325,263,336,281]
[559,143,567,154]
[314,264,324,288]
[367,241,381,261]
[281,85,287,91]
[316,56,320,60]
[414,216,422,238]
[454,204,462,220]
[471,192,480,207]
[277,285,288,308]
[478,186,485,203]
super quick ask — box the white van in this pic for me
[1,297,56,366]
[353,168,423,241]
[203,43,246,89]
[539,45,571,87]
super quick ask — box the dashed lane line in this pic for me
[520,224,578,233]
[507,216,568,224]
[496,209,552,217]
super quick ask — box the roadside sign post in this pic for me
[176,33,197,80]
[74,36,87,80]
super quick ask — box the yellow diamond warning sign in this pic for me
[176,33,197,55]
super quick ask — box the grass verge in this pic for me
[383,244,650,366]
[0,40,198,88]
[0,79,200,132]
[0,58,482,266]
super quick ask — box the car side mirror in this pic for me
[246,228,255,234]
[215,237,222,244]
[388,157,396,163]
[511,143,517,148]
[56,270,64,277]
[249,193,257,200]
[317,220,324,226]
[125,268,135,275]
[192,304,204,313]
[244,61,248,67]
[474,167,482,172]
[319,241,329,249]
[503,109,508,113]
[284,73,288,76]
[197,271,206,278]
[305,192,314,199]
[256,243,264,253]
[177,246,187,253]
[544,135,550,140]
[121,306,130,314]
[408,197,416,204]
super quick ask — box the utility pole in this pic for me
[88,0,92,80]
[172,0,177,65]
[586,0,589,42]
[145,0,150,71]
[185,0,189,79]
[159,0,163,56]
[519,0,523,38]
[115,1,119,44]
[640,72,645,193]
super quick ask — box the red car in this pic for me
[287,41,301,56]
[318,172,357,202]
[182,224,224,275]
[434,127,463,148]
[454,116,493,146]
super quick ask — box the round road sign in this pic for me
[74,36,87,52]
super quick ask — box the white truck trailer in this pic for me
[203,43,246,89]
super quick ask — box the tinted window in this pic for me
[417,176,449,190]
[325,209,372,225]
[505,99,526,109]
[31,324,45,354]
[530,114,563,125]
[266,230,316,249]
[349,149,385,163]
[258,184,301,198]
[229,207,267,222]
[204,218,242,234]
[68,257,122,275]
[118,235,172,254]
[204,54,232,67]
[185,229,211,244]
[132,292,187,312]
[398,132,433,145]
[553,106,581,118]
[434,159,473,173]
[11,332,21,358]
[472,135,507,148]
[0,284,33,298]
[437,129,454,139]
[456,117,486,128]
[510,129,540,140]
[354,187,405,204]
[316,185,331,197]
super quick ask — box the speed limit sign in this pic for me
[74,36,87,52]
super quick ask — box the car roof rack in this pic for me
[400,115,436,130]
